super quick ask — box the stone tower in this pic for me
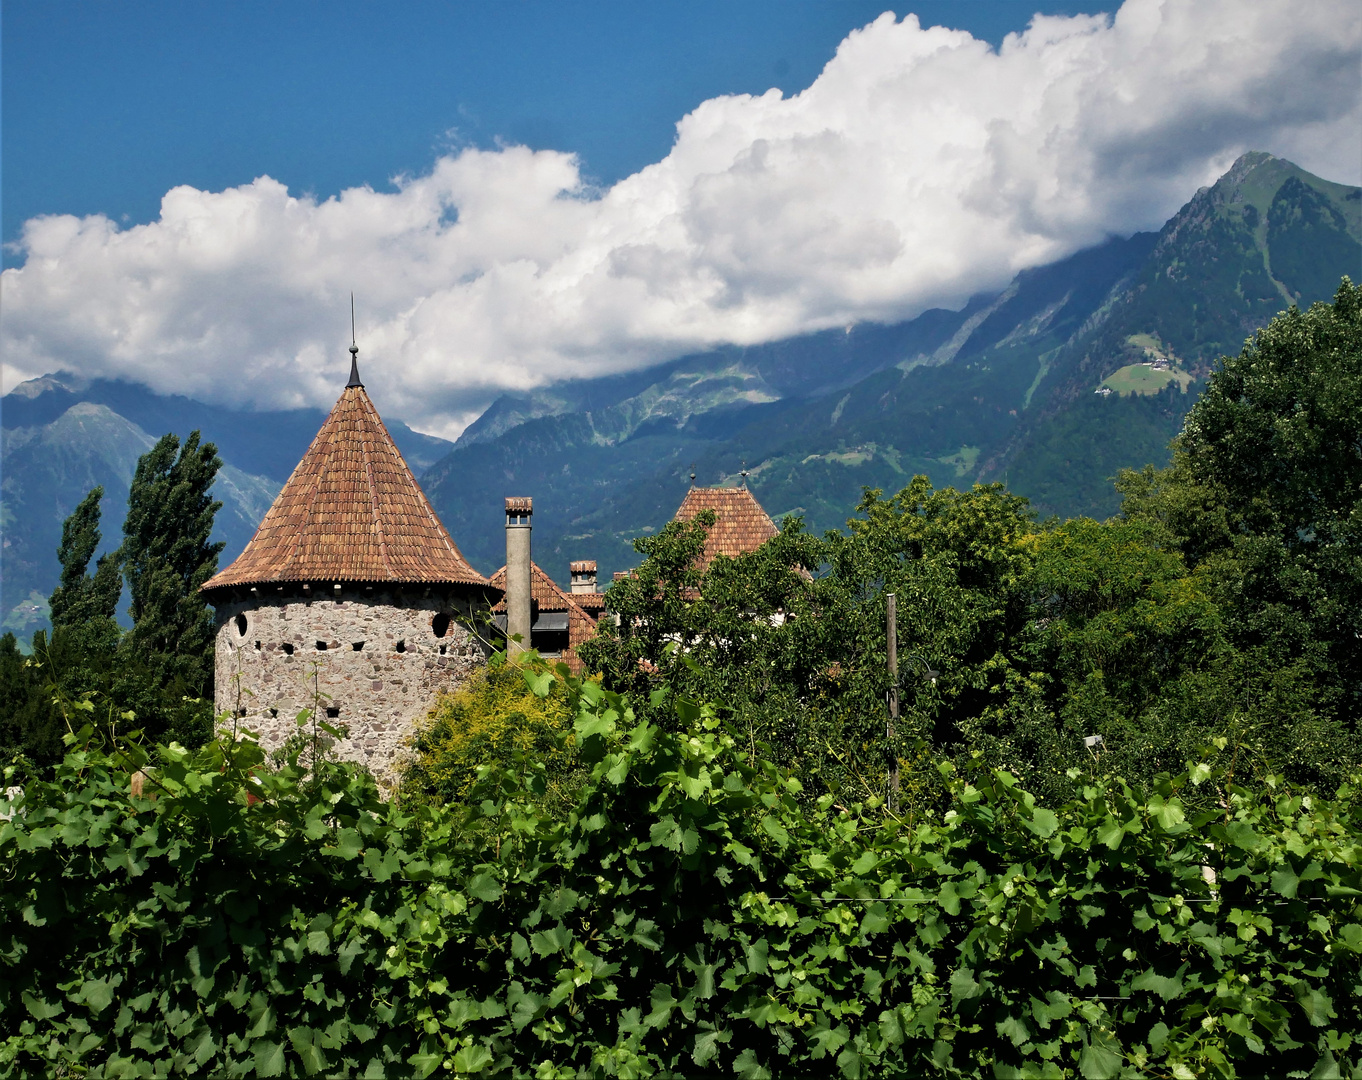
[200,346,496,781]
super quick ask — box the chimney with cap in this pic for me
[569,560,597,595]
[504,497,533,654]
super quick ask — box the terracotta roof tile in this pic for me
[489,561,581,614]
[203,385,486,591]
[673,486,779,573]
[488,559,601,674]
[573,592,607,615]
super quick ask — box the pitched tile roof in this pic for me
[489,561,585,615]
[203,384,487,591]
[573,591,607,615]
[488,559,601,674]
[673,486,779,573]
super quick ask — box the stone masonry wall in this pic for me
[211,585,493,785]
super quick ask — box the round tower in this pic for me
[200,346,497,782]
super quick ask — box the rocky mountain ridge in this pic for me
[3,152,1357,642]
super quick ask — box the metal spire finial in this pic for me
[689,463,696,485]
[740,460,748,486]
[346,293,364,388]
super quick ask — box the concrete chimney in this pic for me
[504,497,533,654]
[569,560,598,595]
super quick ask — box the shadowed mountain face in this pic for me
[4,154,1358,636]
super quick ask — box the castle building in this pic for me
[201,346,496,781]
[489,560,603,674]
[488,498,605,674]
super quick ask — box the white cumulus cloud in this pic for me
[3,0,1359,438]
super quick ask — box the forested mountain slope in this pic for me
[421,152,1360,579]
[3,153,1356,626]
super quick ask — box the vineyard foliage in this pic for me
[4,664,1359,1079]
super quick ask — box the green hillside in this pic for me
[998,151,1360,518]
[419,153,1359,578]
[4,155,1357,607]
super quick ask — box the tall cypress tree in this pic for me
[121,431,224,699]
[48,486,122,630]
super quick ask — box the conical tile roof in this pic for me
[203,383,486,591]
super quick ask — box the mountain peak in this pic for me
[3,371,88,401]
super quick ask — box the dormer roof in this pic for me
[202,383,486,591]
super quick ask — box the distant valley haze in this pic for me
[2,0,1361,641]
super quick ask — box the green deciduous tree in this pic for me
[1181,276,1362,546]
[1119,278,1362,748]
[401,651,580,810]
[581,480,1041,805]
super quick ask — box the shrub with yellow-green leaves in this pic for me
[400,651,579,808]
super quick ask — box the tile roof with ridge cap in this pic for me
[489,561,591,616]
[673,486,779,573]
[488,560,601,674]
[202,368,487,591]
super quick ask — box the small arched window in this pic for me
[431,612,451,638]
[234,613,248,636]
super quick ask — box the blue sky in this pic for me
[3,1,1113,252]
[3,0,1358,435]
